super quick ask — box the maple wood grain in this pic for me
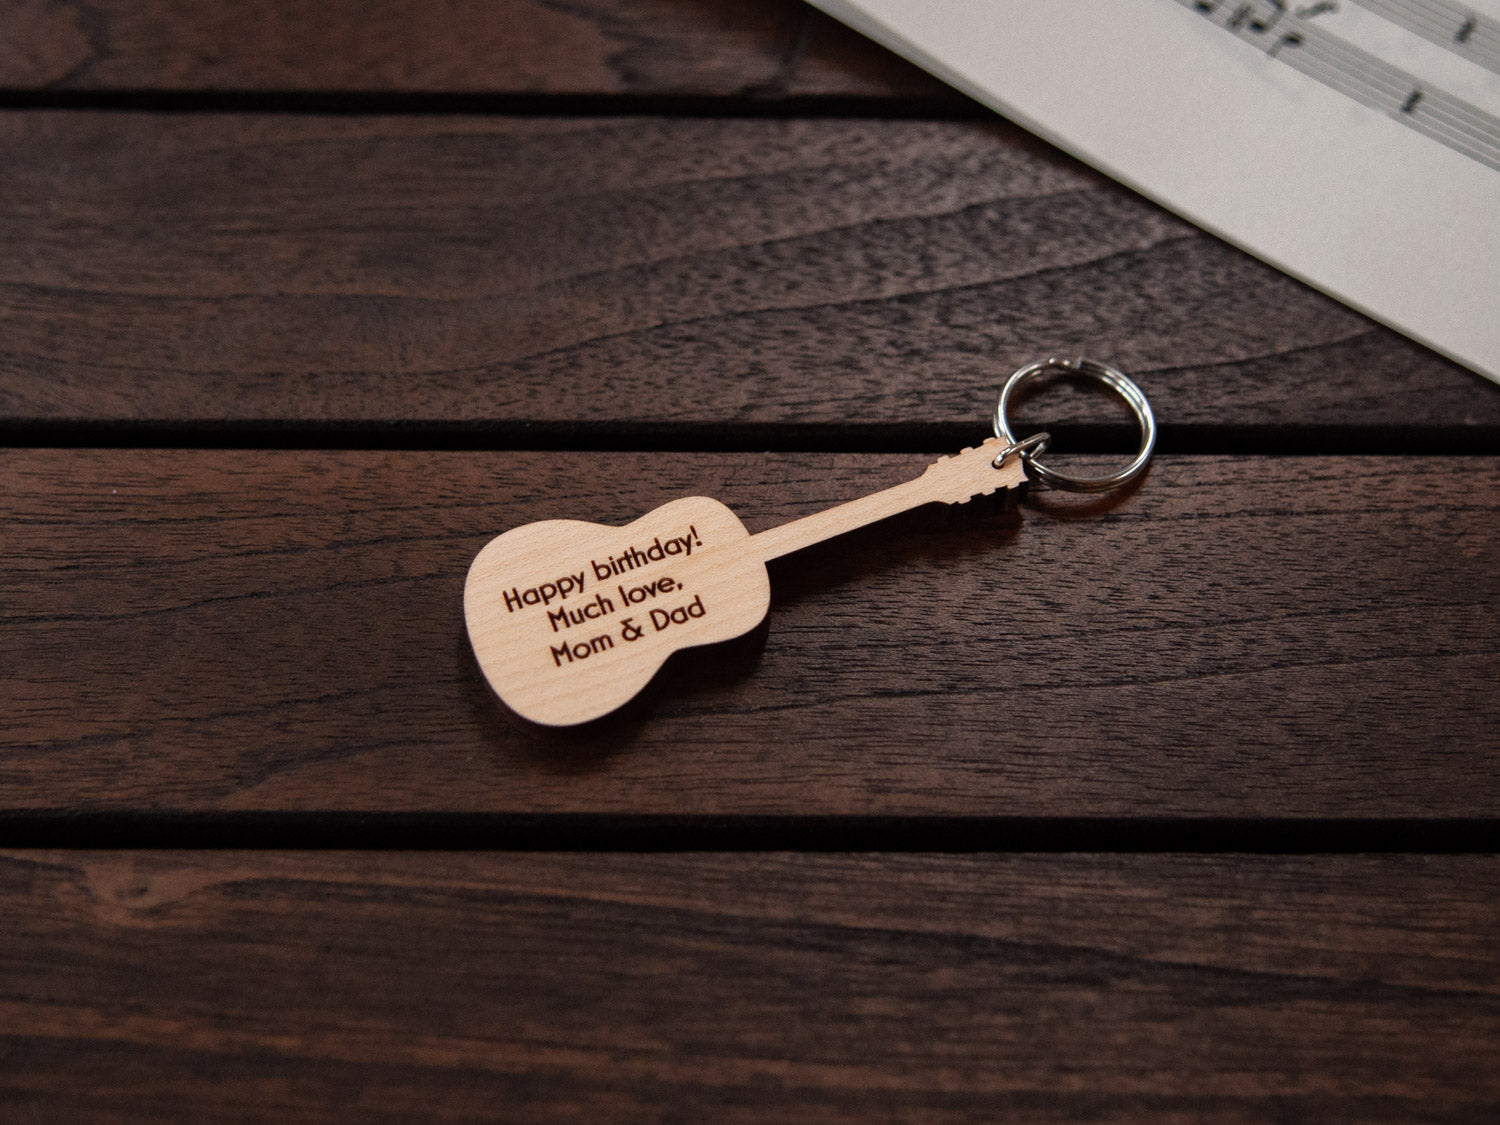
[3,849,1497,1122]
[3,449,1496,818]
[2,112,1495,434]
[0,0,945,98]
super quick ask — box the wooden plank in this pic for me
[3,850,1497,1121]
[2,113,1494,433]
[0,0,946,99]
[3,449,1497,817]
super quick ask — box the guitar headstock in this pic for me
[919,437,1031,505]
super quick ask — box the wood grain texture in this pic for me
[6,6,1491,1118]
[2,112,1495,433]
[3,849,1498,1122]
[0,0,946,98]
[4,449,1497,817]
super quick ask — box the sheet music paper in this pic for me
[809,0,1500,383]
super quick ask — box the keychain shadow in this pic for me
[457,613,774,775]
[459,490,1029,772]
[765,488,1027,610]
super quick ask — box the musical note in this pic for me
[1250,0,1288,32]
[1220,0,1291,32]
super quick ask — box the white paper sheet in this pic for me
[809,0,1500,383]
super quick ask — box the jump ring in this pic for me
[993,357,1156,493]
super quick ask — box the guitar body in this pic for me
[465,496,771,726]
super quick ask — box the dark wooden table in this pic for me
[4,2,1499,1120]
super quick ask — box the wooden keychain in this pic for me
[466,357,1156,726]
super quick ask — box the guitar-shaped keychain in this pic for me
[466,358,1155,726]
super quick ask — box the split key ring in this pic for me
[994,357,1157,493]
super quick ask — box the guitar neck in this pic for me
[748,473,941,563]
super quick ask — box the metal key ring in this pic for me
[994,357,1156,493]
